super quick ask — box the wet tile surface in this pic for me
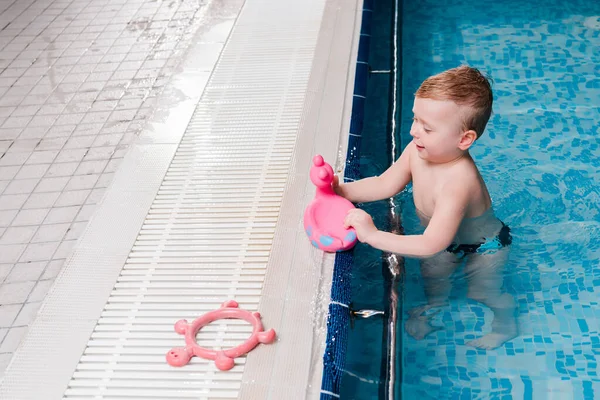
[0,0,219,377]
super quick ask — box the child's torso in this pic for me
[416,207,503,245]
[408,144,497,244]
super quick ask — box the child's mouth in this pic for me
[415,144,425,150]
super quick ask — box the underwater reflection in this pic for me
[405,246,518,350]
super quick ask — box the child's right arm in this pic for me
[334,142,413,203]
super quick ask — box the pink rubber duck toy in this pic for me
[303,155,357,252]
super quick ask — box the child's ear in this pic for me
[458,129,477,150]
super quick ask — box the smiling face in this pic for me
[410,97,476,163]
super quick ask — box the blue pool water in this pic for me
[340,0,600,398]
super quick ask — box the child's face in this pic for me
[410,97,468,163]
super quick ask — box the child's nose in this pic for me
[410,127,418,138]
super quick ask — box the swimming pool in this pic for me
[339,0,600,398]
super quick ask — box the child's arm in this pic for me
[334,142,414,203]
[345,182,468,258]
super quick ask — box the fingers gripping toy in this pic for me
[166,300,276,371]
[303,155,357,252]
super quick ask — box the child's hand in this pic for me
[344,209,377,243]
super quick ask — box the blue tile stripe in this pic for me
[320,0,373,398]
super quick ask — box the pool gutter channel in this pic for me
[320,0,405,398]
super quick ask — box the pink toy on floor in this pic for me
[303,155,357,252]
[166,300,276,371]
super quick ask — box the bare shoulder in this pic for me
[403,140,418,166]
[443,155,491,214]
[402,140,417,159]
[454,155,482,183]
[394,140,415,173]
[439,157,482,196]
[405,140,417,151]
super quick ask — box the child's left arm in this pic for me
[344,184,468,258]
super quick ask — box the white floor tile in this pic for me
[11,208,49,226]
[0,264,13,282]
[41,259,65,280]
[3,178,40,195]
[0,244,26,264]
[0,305,21,328]
[19,242,60,262]
[0,326,28,353]
[54,190,91,207]
[0,281,35,304]
[45,162,79,177]
[22,191,60,209]
[5,261,47,283]
[0,226,38,245]
[12,302,41,327]
[0,166,20,181]
[27,280,53,302]
[31,223,70,243]
[33,176,70,193]
[0,353,13,378]
[0,210,18,227]
[14,164,50,180]
[0,194,29,211]
[43,206,80,225]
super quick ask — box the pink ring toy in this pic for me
[303,155,358,252]
[166,300,276,371]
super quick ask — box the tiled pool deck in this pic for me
[0,0,235,376]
